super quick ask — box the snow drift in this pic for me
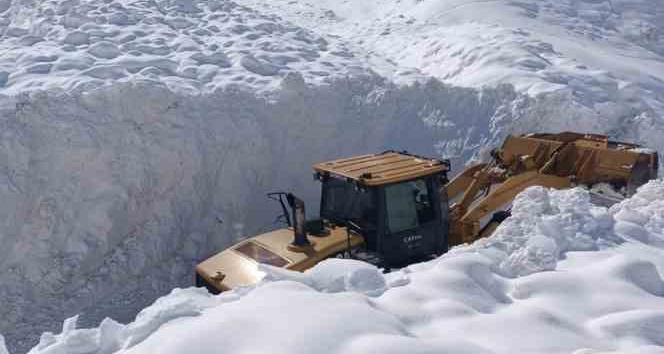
[15,180,664,354]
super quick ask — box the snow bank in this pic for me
[23,181,664,354]
[458,186,617,277]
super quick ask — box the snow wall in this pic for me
[0,75,661,352]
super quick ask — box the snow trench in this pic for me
[0,75,512,352]
[0,74,661,352]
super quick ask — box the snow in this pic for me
[20,180,664,354]
[0,335,7,354]
[1,0,663,351]
[235,0,664,110]
[233,0,664,156]
[260,258,389,297]
[0,0,372,94]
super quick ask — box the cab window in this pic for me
[385,179,435,233]
[321,177,376,228]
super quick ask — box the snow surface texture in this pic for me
[0,0,371,94]
[18,181,664,354]
[1,0,664,351]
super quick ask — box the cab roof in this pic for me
[312,151,449,186]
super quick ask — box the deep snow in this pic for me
[13,180,664,354]
[1,0,663,352]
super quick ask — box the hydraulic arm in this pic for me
[445,132,659,246]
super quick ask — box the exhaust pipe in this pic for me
[286,193,312,249]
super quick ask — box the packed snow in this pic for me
[12,181,664,354]
[1,0,663,352]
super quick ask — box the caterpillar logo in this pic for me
[403,234,423,244]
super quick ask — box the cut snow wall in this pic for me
[0,76,660,352]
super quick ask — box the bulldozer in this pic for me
[195,132,659,293]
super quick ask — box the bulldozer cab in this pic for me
[314,151,451,266]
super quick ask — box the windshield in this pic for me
[320,177,376,228]
[234,241,289,267]
[385,178,435,233]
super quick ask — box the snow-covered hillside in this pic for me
[14,181,664,354]
[0,0,663,352]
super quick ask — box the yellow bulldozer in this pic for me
[196,132,659,293]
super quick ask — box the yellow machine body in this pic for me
[196,225,363,292]
[195,132,658,293]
